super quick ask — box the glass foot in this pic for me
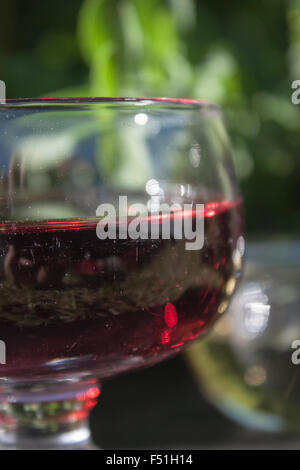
[0,379,100,450]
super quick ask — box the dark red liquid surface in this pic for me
[0,201,243,380]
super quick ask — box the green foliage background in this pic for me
[0,0,299,235]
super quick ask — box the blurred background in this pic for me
[1,0,300,448]
[0,0,299,236]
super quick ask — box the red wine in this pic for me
[0,200,243,380]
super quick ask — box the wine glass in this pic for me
[187,239,300,439]
[0,97,243,449]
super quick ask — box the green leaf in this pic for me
[77,0,121,64]
[90,42,117,96]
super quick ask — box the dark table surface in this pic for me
[90,354,299,449]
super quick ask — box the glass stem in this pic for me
[0,379,100,449]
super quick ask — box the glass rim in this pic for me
[1,96,220,110]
